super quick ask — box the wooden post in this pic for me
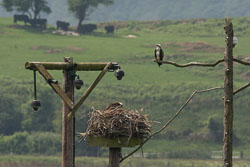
[109,147,121,167]
[62,57,74,167]
[223,19,234,167]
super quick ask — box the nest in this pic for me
[81,105,151,140]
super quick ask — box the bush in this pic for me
[0,132,61,155]
[168,150,210,159]
[0,132,29,154]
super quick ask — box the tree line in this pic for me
[0,76,100,156]
[1,0,113,30]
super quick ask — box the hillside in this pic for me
[0,17,250,157]
[2,0,250,26]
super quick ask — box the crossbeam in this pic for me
[25,62,111,71]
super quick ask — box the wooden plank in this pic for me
[67,63,111,119]
[87,136,141,147]
[35,64,74,109]
[25,62,109,71]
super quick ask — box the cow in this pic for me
[29,19,47,29]
[13,14,30,25]
[105,25,115,34]
[78,24,97,34]
[56,20,70,31]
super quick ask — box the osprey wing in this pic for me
[160,48,164,61]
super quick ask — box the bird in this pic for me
[154,44,164,67]
[105,102,123,110]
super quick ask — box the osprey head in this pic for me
[105,102,123,110]
[156,44,162,47]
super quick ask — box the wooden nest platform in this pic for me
[79,103,151,147]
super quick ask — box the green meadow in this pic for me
[0,155,250,167]
[0,16,250,164]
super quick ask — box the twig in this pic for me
[120,86,224,163]
[153,59,225,67]
[233,83,250,96]
[233,58,250,65]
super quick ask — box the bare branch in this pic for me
[154,57,250,67]
[233,83,250,96]
[120,87,223,163]
[153,58,225,67]
[233,58,250,65]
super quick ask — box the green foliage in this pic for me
[0,95,22,135]
[1,0,51,19]
[0,76,59,134]
[1,0,14,12]
[68,0,113,28]
[207,115,223,143]
[0,132,29,154]
[0,132,61,155]
[21,86,59,132]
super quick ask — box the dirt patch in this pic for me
[0,30,6,34]
[122,34,136,38]
[66,46,84,53]
[31,45,62,54]
[31,45,85,54]
[241,71,250,80]
[168,41,224,53]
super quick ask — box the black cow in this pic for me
[29,19,47,29]
[105,25,115,34]
[78,24,97,34]
[56,20,70,31]
[13,14,30,25]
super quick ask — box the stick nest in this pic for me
[83,106,151,140]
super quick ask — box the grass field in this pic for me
[1,16,250,156]
[0,155,250,167]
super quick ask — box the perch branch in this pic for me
[233,58,250,65]
[120,87,224,163]
[233,83,250,96]
[154,58,224,67]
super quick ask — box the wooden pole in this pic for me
[223,18,234,167]
[109,147,121,167]
[62,57,74,167]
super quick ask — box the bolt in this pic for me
[226,99,230,103]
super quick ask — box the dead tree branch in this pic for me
[233,83,250,96]
[154,58,225,67]
[233,58,250,65]
[154,58,250,67]
[120,87,223,163]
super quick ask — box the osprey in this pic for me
[154,44,164,67]
[105,102,123,110]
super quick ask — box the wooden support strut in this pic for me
[34,64,74,109]
[67,62,111,119]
